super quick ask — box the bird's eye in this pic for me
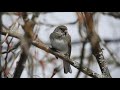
[59,27,64,30]
[60,29,65,32]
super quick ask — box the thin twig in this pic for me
[4,37,13,77]
[2,42,20,54]
[84,55,92,78]
[75,38,87,78]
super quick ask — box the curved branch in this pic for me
[83,12,111,78]
[1,28,103,78]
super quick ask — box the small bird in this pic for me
[50,25,72,74]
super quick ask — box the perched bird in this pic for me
[50,25,72,74]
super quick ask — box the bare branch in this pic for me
[2,41,20,54]
[83,12,111,78]
[1,18,104,78]
[32,39,102,78]
[1,28,22,39]
[13,12,35,78]
[75,38,87,78]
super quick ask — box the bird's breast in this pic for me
[51,39,68,53]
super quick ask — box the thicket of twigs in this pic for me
[0,12,120,78]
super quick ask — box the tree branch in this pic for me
[1,28,22,39]
[13,12,35,78]
[83,12,111,78]
[32,39,103,78]
[2,41,20,54]
[1,28,103,78]
[75,38,87,78]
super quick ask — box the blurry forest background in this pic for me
[0,12,120,78]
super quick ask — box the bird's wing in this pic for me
[67,34,71,58]
[50,33,54,40]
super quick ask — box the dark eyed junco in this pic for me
[50,25,72,74]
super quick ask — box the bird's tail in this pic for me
[63,61,72,74]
